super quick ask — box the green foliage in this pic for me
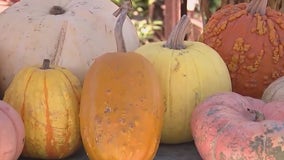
[111,0,164,44]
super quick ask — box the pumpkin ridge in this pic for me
[43,72,57,157]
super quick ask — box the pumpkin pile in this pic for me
[3,0,284,159]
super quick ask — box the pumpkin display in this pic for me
[262,76,284,102]
[191,92,284,160]
[0,101,25,160]
[80,2,164,160]
[200,0,284,98]
[0,0,139,98]
[3,59,82,159]
[135,15,232,144]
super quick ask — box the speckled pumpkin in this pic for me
[3,59,81,159]
[191,92,284,160]
[135,15,232,144]
[200,0,284,98]
[80,3,164,160]
[0,101,25,160]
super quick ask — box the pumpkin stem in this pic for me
[41,59,51,70]
[247,108,265,121]
[247,0,268,15]
[163,15,191,50]
[49,6,66,15]
[113,1,132,52]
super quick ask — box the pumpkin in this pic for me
[0,101,25,160]
[80,2,164,160]
[262,76,284,102]
[200,0,284,98]
[3,59,81,159]
[135,15,232,144]
[0,0,139,98]
[191,92,284,160]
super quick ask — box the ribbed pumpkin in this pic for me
[200,0,284,98]
[0,101,25,160]
[135,15,232,144]
[191,92,284,160]
[80,2,164,160]
[262,76,284,102]
[3,59,81,159]
[0,0,139,98]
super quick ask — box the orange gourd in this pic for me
[191,92,284,160]
[201,0,284,98]
[80,2,164,160]
[0,101,25,160]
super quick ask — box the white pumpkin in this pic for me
[0,0,139,97]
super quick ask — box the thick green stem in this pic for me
[49,6,66,15]
[163,15,191,50]
[113,1,132,52]
[247,108,265,122]
[247,0,268,15]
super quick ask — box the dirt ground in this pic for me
[19,141,202,160]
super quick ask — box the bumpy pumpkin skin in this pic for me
[191,92,284,160]
[262,76,284,102]
[0,101,25,160]
[201,2,284,98]
[0,0,139,98]
[3,62,82,159]
[80,52,164,160]
[135,41,232,144]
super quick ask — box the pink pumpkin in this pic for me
[191,92,284,160]
[0,101,25,160]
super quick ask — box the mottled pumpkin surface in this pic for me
[80,52,164,160]
[3,62,81,159]
[191,92,284,160]
[201,1,284,98]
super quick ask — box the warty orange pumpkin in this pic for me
[201,0,284,98]
[80,2,164,160]
[3,59,82,159]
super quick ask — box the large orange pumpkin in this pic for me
[3,59,82,159]
[80,2,164,160]
[201,0,284,98]
[0,101,25,160]
[191,92,284,160]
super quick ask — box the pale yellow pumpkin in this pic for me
[0,0,139,98]
[135,15,232,144]
[3,59,81,159]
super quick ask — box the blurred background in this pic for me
[1,0,283,44]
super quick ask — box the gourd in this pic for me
[262,76,284,102]
[135,15,232,144]
[3,59,81,159]
[0,101,25,160]
[80,2,164,159]
[200,0,284,98]
[191,92,284,160]
[0,0,139,98]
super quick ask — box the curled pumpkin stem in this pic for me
[163,15,191,50]
[247,0,268,15]
[113,1,132,52]
[247,108,265,121]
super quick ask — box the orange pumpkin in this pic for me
[80,2,164,160]
[191,92,284,160]
[200,0,284,98]
[0,101,25,160]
